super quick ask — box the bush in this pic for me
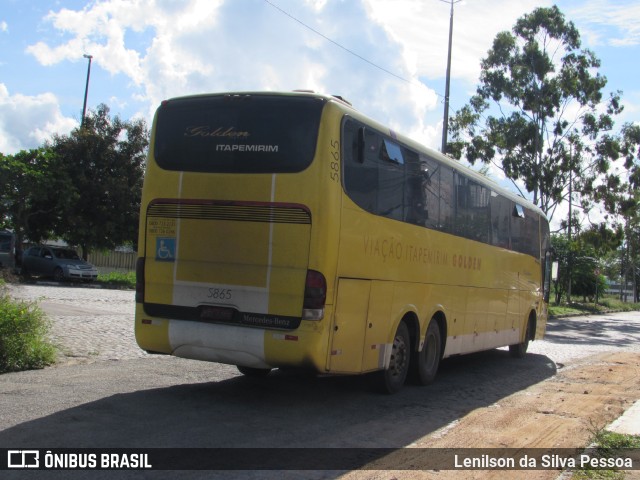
[0,293,56,373]
[97,271,135,289]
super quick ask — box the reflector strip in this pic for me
[272,334,299,341]
[141,319,163,326]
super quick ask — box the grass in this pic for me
[572,429,640,479]
[549,295,640,317]
[97,270,136,289]
[0,283,57,373]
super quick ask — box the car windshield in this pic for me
[53,249,80,260]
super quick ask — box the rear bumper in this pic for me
[134,304,331,372]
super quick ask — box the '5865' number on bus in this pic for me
[330,139,340,183]
[207,288,232,300]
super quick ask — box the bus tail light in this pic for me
[303,269,326,321]
[135,257,145,304]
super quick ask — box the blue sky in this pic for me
[1,0,638,150]
[1,0,639,226]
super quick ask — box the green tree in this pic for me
[0,148,71,251]
[51,105,148,258]
[447,6,623,223]
[551,233,607,304]
[593,123,640,302]
[570,255,606,302]
[579,224,623,258]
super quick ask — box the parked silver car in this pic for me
[22,246,98,282]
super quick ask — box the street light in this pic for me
[81,54,93,127]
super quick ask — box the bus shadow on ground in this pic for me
[0,350,555,473]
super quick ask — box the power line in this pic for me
[263,0,439,93]
[262,0,488,138]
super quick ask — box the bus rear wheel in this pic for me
[373,321,410,394]
[237,366,272,377]
[410,318,441,385]
[509,316,533,358]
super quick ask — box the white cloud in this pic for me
[568,0,640,47]
[25,0,156,84]
[0,84,78,154]
[23,0,552,135]
[22,0,635,163]
[0,20,8,33]
[364,0,550,84]
[25,0,444,141]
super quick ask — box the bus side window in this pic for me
[343,120,377,213]
[510,205,540,258]
[510,203,524,253]
[490,193,511,249]
[404,149,427,227]
[376,136,404,222]
[453,174,490,242]
[524,210,540,258]
[438,165,454,234]
[419,154,441,231]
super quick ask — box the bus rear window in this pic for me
[154,94,325,173]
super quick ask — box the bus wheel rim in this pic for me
[390,334,408,377]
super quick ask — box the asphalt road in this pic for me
[1,284,640,479]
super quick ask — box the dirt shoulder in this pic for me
[341,351,640,479]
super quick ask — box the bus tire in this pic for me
[410,318,441,385]
[509,316,532,358]
[373,321,410,394]
[237,366,272,377]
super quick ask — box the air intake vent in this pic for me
[147,201,311,224]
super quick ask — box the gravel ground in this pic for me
[6,283,145,363]
[5,282,640,366]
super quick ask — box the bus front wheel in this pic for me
[411,318,441,385]
[373,321,410,394]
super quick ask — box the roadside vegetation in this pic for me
[549,295,640,318]
[573,429,640,479]
[97,271,135,289]
[0,269,133,375]
[0,279,56,373]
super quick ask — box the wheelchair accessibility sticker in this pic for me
[156,237,176,262]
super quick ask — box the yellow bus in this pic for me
[135,91,552,393]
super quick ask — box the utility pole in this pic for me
[567,145,573,303]
[81,54,93,127]
[440,0,461,154]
